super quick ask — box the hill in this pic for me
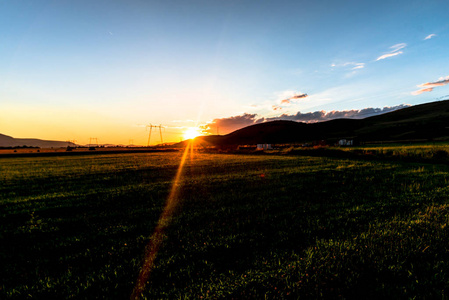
[0,133,75,148]
[195,99,449,146]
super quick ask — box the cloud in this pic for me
[280,93,308,104]
[290,93,308,100]
[376,43,406,61]
[351,63,365,70]
[272,105,282,111]
[390,43,407,52]
[412,76,449,95]
[376,51,403,61]
[424,34,436,40]
[202,104,410,135]
[201,113,261,135]
[411,87,434,95]
[418,76,449,88]
[264,104,410,123]
[331,62,365,70]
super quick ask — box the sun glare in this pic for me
[183,127,201,140]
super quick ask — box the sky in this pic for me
[1,0,448,145]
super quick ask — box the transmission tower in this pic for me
[89,137,99,147]
[146,124,164,146]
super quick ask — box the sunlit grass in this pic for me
[1,147,449,298]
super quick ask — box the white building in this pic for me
[338,139,353,146]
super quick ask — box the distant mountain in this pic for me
[0,133,75,148]
[194,99,449,146]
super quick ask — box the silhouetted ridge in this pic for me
[196,99,449,145]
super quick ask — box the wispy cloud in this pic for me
[412,76,449,95]
[290,93,308,100]
[280,93,308,104]
[419,76,449,88]
[411,87,434,95]
[272,105,282,111]
[376,52,403,61]
[331,62,365,70]
[351,63,365,70]
[376,43,406,61]
[201,105,410,135]
[424,33,436,40]
[390,43,407,52]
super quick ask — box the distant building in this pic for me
[257,144,272,150]
[338,139,353,146]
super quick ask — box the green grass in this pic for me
[1,149,449,298]
[282,143,449,164]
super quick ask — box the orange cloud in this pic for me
[412,76,449,95]
[200,113,261,135]
[411,87,434,95]
[279,93,308,106]
[419,76,449,88]
[272,105,282,111]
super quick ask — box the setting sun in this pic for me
[183,127,201,140]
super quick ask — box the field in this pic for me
[2,146,449,299]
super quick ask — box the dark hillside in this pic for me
[355,100,449,141]
[195,99,449,146]
[0,133,74,148]
[223,121,308,144]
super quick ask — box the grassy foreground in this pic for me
[1,148,449,298]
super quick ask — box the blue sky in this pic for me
[1,0,448,144]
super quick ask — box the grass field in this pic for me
[1,146,449,299]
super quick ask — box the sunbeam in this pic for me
[131,141,194,299]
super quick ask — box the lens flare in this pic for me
[183,127,201,140]
[131,141,193,299]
